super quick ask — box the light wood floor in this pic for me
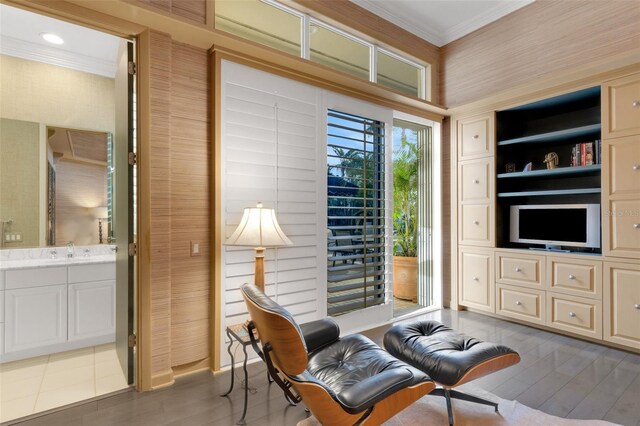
[10,309,640,426]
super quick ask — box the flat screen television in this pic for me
[510,204,600,249]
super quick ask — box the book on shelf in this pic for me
[571,140,600,167]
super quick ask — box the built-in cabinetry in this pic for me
[0,261,115,362]
[453,69,640,353]
[603,262,640,349]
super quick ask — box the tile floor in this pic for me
[0,343,128,423]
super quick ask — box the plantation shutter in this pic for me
[327,109,386,316]
[220,61,322,366]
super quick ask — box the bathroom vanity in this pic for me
[0,246,116,362]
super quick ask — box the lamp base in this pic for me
[254,247,265,292]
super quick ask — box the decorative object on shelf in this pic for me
[544,152,559,169]
[225,202,292,292]
[91,206,108,244]
[505,163,516,173]
[523,162,533,172]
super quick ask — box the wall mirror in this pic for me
[0,119,113,248]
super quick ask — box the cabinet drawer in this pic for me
[68,262,115,283]
[496,252,544,288]
[605,199,640,258]
[0,290,4,323]
[603,73,640,139]
[547,293,602,339]
[496,284,545,325]
[459,248,494,313]
[604,137,640,196]
[458,114,494,160]
[547,257,602,299]
[459,159,492,203]
[5,266,67,289]
[604,262,640,349]
[460,204,492,245]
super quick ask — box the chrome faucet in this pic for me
[67,242,75,258]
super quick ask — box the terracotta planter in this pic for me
[393,256,418,302]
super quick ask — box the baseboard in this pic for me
[172,358,210,378]
[151,369,174,389]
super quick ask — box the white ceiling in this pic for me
[0,4,120,78]
[351,0,534,47]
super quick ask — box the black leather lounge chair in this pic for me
[240,283,435,426]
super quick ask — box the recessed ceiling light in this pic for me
[40,33,64,45]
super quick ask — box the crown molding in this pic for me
[442,0,534,45]
[0,35,116,78]
[350,0,534,47]
[350,0,446,46]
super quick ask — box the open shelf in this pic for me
[497,124,601,146]
[498,188,601,198]
[497,164,601,179]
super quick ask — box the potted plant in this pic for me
[393,136,419,302]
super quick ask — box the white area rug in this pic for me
[297,386,618,425]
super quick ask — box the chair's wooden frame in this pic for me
[242,289,435,426]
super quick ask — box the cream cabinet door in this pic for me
[603,262,640,349]
[457,113,494,160]
[4,285,67,353]
[459,158,493,203]
[603,136,640,196]
[459,248,494,313]
[604,199,640,258]
[602,73,640,139]
[460,204,492,246]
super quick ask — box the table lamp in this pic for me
[225,202,292,292]
[91,206,108,244]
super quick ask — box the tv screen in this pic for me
[510,204,600,249]
[519,208,587,243]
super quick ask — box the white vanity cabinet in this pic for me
[4,284,68,353]
[68,264,116,341]
[1,260,115,362]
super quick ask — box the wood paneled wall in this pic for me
[169,41,210,367]
[148,30,173,382]
[146,30,211,386]
[441,0,640,107]
[134,0,207,24]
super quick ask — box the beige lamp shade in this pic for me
[91,206,108,219]
[225,203,292,248]
[225,202,292,292]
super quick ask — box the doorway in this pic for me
[392,118,434,317]
[0,4,135,422]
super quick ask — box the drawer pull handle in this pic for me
[473,220,480,225]
[569,312,576,318]
[633,165,640,171]
[633,100,640,108]
[634,304,640,310]
[472,134,479,139]
[515,267,521,272]
[568,274,576,280]
[473,179,480,184]
[515,301,522,306]
[633,223,640,229]
[473,276,479,281]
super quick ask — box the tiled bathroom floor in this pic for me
[0,343,129,423]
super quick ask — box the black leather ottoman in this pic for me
[384,320,520,425]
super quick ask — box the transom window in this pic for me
[215,0,428,100]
